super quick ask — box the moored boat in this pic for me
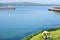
[0,6,15,10]
[0,7,15,10]
[48,7,60,12]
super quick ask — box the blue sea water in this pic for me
[0,6,60,40]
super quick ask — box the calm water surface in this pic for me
[0,6,60,40]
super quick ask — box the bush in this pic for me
[47,26,60,31]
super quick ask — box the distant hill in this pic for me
[0,2,60,7]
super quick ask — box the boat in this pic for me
[48,0,60,12]
[48,7,60,12]
[0,7,15,10]
[0,6,15,10]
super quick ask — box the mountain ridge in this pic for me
[0,2,60,6]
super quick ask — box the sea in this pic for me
[0,6,60,40]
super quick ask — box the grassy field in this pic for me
[22,26,60,40]
[30,30,60,40]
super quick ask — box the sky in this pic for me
[0,0,60,4]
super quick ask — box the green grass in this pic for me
[22,30,44,40]
[30,30,60,40]
[22,26,60,40]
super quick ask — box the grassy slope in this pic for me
[30,30,60,40]
[22,26,60,40]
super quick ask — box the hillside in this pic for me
[22,26,60,40]
[30,30,60,40]
[0,2,59,7]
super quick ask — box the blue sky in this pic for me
[0,0,60,4]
